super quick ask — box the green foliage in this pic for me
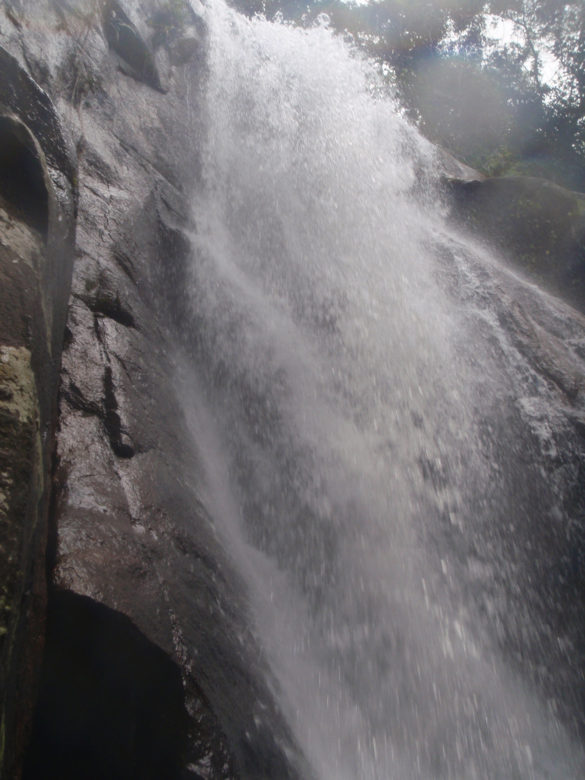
[479,0,585,186]
[469,145,515,177]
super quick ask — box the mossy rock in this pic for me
[0,346,42,623]
[447,175,585,311]
[0,345,43,780]
[0,51,76,780]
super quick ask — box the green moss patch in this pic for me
[0,345,42,651]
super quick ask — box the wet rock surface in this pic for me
[0,40,76,775]
[0,1,310,778]
[103,0,163,91]
[443,256,585,742]
[2,1,584,778]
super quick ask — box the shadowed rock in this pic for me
[103,0,164,92]
[0,115,49,237]
[0,51,76,778]
[22,590,192,780]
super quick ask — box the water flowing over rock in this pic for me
[0,0,585,778]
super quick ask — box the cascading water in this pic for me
[180,2,585,776]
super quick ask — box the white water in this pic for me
[182,2,585,776]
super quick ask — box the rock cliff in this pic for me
[0,1,309,778]
[1,1,585,778]
[0,32,76,776]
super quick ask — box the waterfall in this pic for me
[179,2,585,776]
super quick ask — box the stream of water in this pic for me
[181,2,585,776]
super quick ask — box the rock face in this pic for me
[103,0,164,91]
[447,175,585,312]
[0,43,76,777]
[0,1,308,778]
[2,2,583,778]
[23,590,192,780]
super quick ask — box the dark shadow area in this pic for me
[23,589,190,780]
[0,115,49,238]
[103,366,135,458]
